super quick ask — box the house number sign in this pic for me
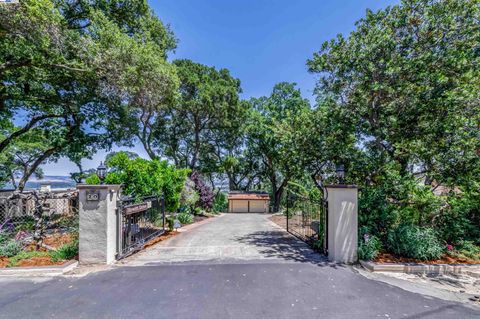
[86,190,100,201]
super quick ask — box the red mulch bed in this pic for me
[43,233,74,249]
[0,257,9,268]
[0,233,77,268]
[374,252,480,265]
[16,257,66,267]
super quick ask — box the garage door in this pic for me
[232,200,249,213]
[249,200,266,213]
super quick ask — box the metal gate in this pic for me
[117,195,165,260]
[286,189,328,254]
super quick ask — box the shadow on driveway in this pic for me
[235,230,344,268]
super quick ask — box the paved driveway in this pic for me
[0,213,478,319]
[123,213,323,265]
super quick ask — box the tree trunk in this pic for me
[190,128,200,170]
[0,114,61,153]
[140,137,157,160]
[17,147,57,192]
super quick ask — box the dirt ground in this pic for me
[269,214,287,229]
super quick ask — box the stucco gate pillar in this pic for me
[325,185,358,264]
[77,184,122,265]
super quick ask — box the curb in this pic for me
[360,260,480,275]
[0,260,78,277]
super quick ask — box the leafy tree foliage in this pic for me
[306,0,480,254]
[307,0,480,188]
[87,152,189,212]
[246,82,311,212]
[159,59,245,170]
[0,0,177,190]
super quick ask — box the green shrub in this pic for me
[180,179,200,213]
[358,234,382,261]
[166,217,175,231]
[451,240,480,261]
[0,231,10,245]
[0,240,22,257]
[15,218,35,232]
[312,239,324,253]
[436,189,480,245]
[387,225,444,260]
[177,212,193,225]
[212,192,228,213]
[50,240,79,262]
[87,152,189,212]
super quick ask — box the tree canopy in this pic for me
[0,0,177,189]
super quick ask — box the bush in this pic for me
[0,240,22,257]
[50,240,78,262]
[436,188,480,245]
[166,217,175,231]
[358,234,382,261]
[387,225,444,260]
[190,171,215,210]
[87,152,189,212]
[177,212,193,225]
[450,240,480,261]
[212,192,227,213]
[0,231,9,245]
[180,179,200,213]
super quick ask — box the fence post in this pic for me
[325,185,358,264]
[286,191,289,232]
[77,184,122,265]
[161,194,166,232]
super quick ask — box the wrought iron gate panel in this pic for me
[286,190,327,254]
[117,195,165,260]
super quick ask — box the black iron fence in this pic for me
[286,189,327,254]
[117,195,165,259]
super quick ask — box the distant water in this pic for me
[1,176,76,190]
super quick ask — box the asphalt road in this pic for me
[0,214,478,319]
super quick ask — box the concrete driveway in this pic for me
[0,213,478,319]
[123,213,324,265]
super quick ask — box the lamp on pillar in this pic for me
[96,162,107,185]
[335,164,345,184]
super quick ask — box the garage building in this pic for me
[228,192,270,213]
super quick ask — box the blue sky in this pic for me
[42,0,399,176]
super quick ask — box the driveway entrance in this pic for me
[123,213,325,265]
[2,213,477,318]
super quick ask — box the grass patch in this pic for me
[50,240,78,262]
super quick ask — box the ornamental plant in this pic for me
[180,178,200,213]
[358,233,382,261]
[387,225,444,261]
[190,171,215,210]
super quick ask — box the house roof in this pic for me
[228,192,270,200]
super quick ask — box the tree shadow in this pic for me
[235,230,343,268]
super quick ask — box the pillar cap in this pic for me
[324,184,358,189]
[77,184,122,190]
